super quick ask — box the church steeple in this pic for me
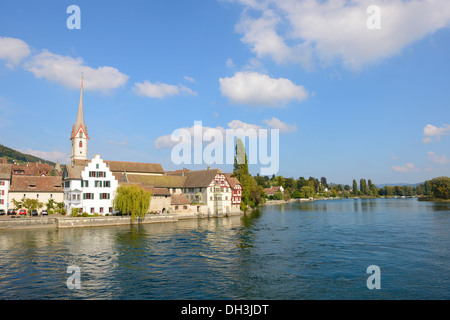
[71,74,89,140]
[70,75,89,164]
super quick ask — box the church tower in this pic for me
[70,76,89,164]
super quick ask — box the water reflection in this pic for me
[0,198,449,299]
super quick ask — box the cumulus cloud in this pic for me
[0,36,31,68]
[427,151,450,165]
[227,119,262,131]
[133,80,197,99]
[154,123,225,149]
[392,162,419,173]
[263,117,297,133]
[219,71,308,107]
[422,124,450,143]
[155,117,296,149]
[24,50,129,91]
[233,0,450,70]
[184,76,195,83]
[108,138,128,146]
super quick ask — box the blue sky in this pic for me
[1,0,450,185]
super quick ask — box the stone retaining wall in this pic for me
[0,214,178,229]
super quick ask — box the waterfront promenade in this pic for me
[0,211,243,230]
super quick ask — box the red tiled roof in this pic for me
[11,163,54,176]
[171,194,190,205]
[224,173,242,189]
[264,186,280,194]
[10,175,63,192]
[183,169,222,187]
[105,160,164,174]
[0,164,12,180]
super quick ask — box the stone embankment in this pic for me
[0,211,243,230]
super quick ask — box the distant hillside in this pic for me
[376,182,423,188]
[0,144,55,165]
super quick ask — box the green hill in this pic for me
[0,144,55,165]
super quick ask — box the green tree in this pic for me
[415,184,424,195]
[254,174,267,187]
[320,177,328,188]
[297,177,309,189]
[22,198,39,216]
[55,201,66,215]
[384,185,394,196]
[429,177,450,199]
[368,179,378,196]
[360,179,368,195]
[113,184,152,222]
[233,138,260,211]
[46,198,56,211]
[352,179,358,195]
[11,198,22,211]
[299,186,315,198]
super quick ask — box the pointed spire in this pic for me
[71,74,88,139]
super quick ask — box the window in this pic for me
[109,207,112,213]
[79,141,82,148]
[100,207,104,213]
[96,164,99,169]
[83,193,94,200]
[100,193,110,200]
[91,208,94,214]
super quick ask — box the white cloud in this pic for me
[184,76,195,83]
[392,162,419,173]
[233,0,450,70]
[108,138,128,146]
[154,117,295,149]
[226,58,235,69]
[263,117,297,133]
[18,149,70,164]
[227,119,262,131]
[219,71,308,107]
[24,50,129,91]
[133,80,197,99]
[427,151,450,165]
[0,36,31,68]
[154,123,225,149]
[422,124,450,143]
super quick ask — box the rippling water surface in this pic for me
[0,198,449,299]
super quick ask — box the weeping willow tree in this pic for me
[113,184,152,222]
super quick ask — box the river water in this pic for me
[0,198,448,300]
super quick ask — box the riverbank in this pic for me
[0,211,244,230]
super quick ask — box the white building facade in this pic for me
[0,163,11,211]
[64,155,118,215]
